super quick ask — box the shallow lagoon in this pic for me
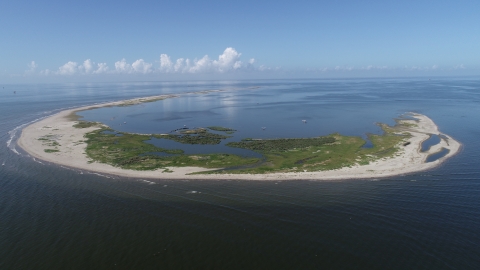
[78,82,408,156]
[79,84,399,138]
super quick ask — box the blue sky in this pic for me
[1,0,479,82]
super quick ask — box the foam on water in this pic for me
[139,179,156,185]
[32,157,44,164]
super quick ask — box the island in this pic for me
[17,93,462,180]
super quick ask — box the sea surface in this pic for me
[1,78,479,269]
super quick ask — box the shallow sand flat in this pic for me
[18,94,461,181]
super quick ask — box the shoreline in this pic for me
[17,94,462,181]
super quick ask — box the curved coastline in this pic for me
[17,94,462,181]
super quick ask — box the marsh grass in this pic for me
[83,120,411,173]
[65,111,82,121]
[38,134,61,148]
[85,129,258,171]
[153,129,230,145]
[213,125,410,174]
[73,121,103,129]
[118,97,169,107]
[207,126,237,134]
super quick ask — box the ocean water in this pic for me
[1,79,479,269]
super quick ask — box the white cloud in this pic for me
[160,54,174,72]
[80,59,94,74]
[213,47,242,72]
[233,61,243,69]
[57,61,78,75]
[189,55,212,73]
[112,59,153,74]
[56,59,110,75]
[114,58,132,73]
[54,59,115,75]
[174,58,185,72]
[159,47,256,74]
[94,63,109,74]
[132,59,153,74]
[37,48,264,77]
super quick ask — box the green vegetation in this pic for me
[399,122,418,128]
[66,111,82,121]
[179,128,207,134]
[118,97,169,107]
[82,118,413,174]
[207,124,410,174]
[38,134,61,149]
[227,137,335,151]
[73,121,101,129]
[207,126,237,134]
[84,128,258,171]
[44,149,60,153]
[153,128,231,145]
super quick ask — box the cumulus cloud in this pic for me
[52,58,154,75]
[57,61,78,75]
[94,63,109,74]
[214,47,242,72]
[159,47,257,74]
[160,54,174,72]
[80,59,94,74]
[54,59,111,75]
[24,61,38,75]
[114,58,132,73]
[132,59,153,74]
[38,48,264,76]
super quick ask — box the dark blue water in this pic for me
[1,79,480,269]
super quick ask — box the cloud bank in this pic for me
[159,47,253,73]
[24,47,470,80]
[36,47,257,76]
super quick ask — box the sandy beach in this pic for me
[17,94,461,181]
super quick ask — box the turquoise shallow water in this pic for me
[1,79,480,269]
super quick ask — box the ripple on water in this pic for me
[1,80,480,269]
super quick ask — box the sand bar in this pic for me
[17,94,461,180]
